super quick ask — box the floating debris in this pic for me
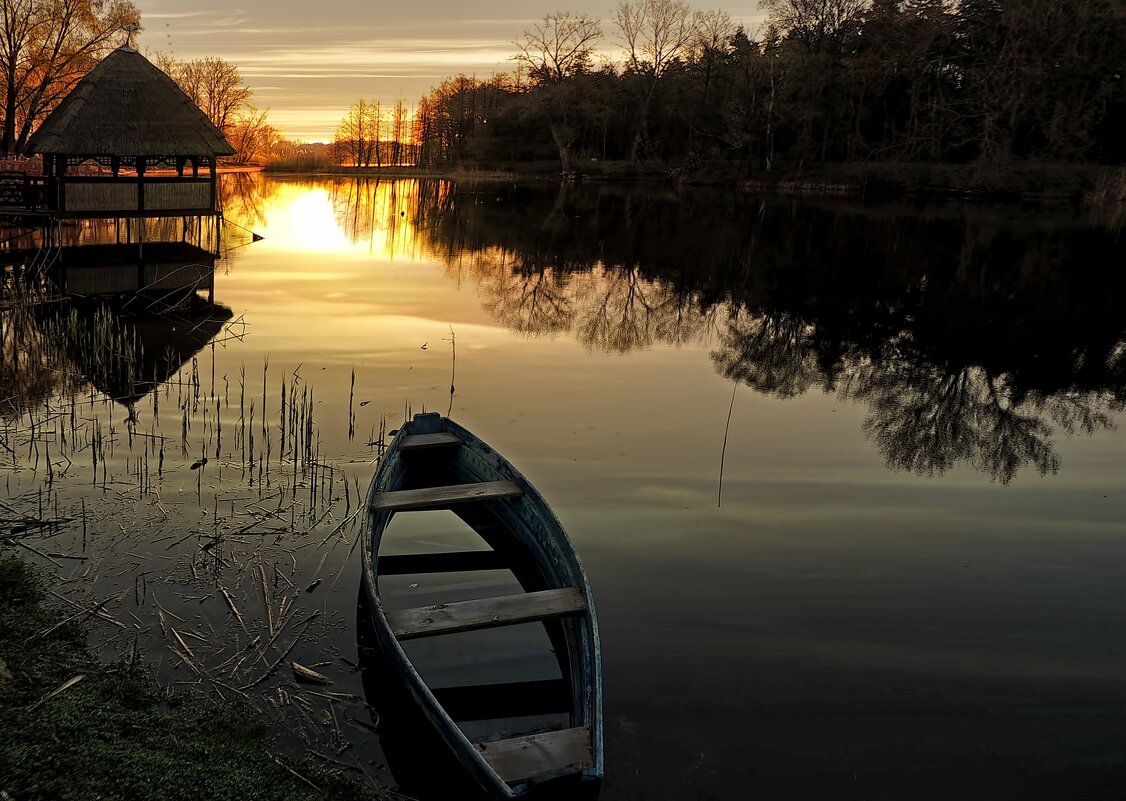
[290,661,332,686]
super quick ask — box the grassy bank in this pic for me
[0,552,393,801]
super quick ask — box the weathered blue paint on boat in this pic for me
[360,412,604,799]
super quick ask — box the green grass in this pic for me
[0,552,389,801]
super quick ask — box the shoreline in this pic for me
[260,160,1126,204]
[0,552,395,801]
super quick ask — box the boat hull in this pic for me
[359,413,603,799]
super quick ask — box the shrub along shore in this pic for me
[0,552,391,801]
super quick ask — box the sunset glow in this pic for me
[137,1,769,141]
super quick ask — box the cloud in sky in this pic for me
[137,1,768,141]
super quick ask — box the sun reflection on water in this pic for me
[230,177,423,259]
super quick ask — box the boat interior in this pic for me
[362,419,598,796]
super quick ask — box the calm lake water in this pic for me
[3,174,1125,799]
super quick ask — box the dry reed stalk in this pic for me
[290,661,332,685]
[174,628,210,644]
[259,563,274,636]
[208,676,250,700]
[45,589,128,629]
[273,563,296,590]
[26,675,84,712]
[271,757,320,792]
[318,509,359,546]
[170,627,196,658]
[3,534,64,567]
[170,645,204,677]
[220,587,251,636]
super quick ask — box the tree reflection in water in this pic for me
[852,365,1064,482]
[471,252,575,337]
[406,181,1126,484]
[240,173,1125,483]
[713,310,820,399]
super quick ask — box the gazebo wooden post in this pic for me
[55,156,66,213]
[208,156,217,211]
[136,155,145,214]
[136,215,144,291]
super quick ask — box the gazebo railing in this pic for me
[58,175,214,215]
[0,172,49,210]
[0,174,217,217]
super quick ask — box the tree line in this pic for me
[5,1,1121,173]
[402,0,1125,173]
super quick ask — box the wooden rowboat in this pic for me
[359,412,603,799]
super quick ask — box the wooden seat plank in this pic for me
[399,432,464,451]
[378,550,508,575]
[478,726,593,784]
[386,587,586,640]
[372,480,523,512]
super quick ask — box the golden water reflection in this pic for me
[223,174,430,260]
[214,175,1126,485]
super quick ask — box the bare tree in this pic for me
[0,0,141,152]
[514,11,601,83]
[371,100,384,166]
[613,0,697,159]
[335,99,381,167]
[762,0,869,54]
[163,56,252,135]
[390,97,408,165]
[690,9,738,102]
[413,75,504,165]
[513,11,602,171]
[226,107,278,166]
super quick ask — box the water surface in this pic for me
[3,175,1124,799]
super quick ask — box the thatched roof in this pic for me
[27,46,236,158]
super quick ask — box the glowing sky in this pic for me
[136,1,768,142]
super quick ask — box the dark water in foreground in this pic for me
[2,176,1124,799]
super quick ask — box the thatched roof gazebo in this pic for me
[26,45,236,218]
